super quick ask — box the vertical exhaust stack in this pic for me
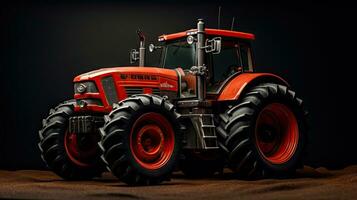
[196,19,206,101]
[137,29,145,67]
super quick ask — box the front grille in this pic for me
[152,88,160,95]
[69,116,104,134]
[125,87,161,97]
[125,87,143,97]
[101,76,118,106]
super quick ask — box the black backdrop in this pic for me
[1,1,356,169]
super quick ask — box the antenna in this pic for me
[218,6,221,29]
[230,17,235,31]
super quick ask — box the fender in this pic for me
[217,73,289,101]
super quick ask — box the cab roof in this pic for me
[158,28,255,42]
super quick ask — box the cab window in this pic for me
[161,39,196,70]
[240,43,253,72]
[207,39,253,92]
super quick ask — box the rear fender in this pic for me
[217,73,289,101]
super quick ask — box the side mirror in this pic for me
[187,35,196,44]
[149,44,162,52]
[205,37,221,54]
[129,49,140,64]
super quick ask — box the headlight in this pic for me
[77,83,87,93]
[78,100,88,108]
[74,81,98,94]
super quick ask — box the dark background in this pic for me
[0,1,355,169]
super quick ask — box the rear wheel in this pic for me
[255,103,299,165]
[217,83,307,178]
[99,94,181,185]
[38,100,104,180]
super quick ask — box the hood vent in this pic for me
[125,87,143,97]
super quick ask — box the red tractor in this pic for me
[39,19,307,185]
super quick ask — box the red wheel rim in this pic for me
[64,130,98,167]
[255,103,299,164]
[130,112,175,170]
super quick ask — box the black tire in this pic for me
[38,100,104,180]
[99,94,182,185]
[217,83,307,179]
[180,150,224,178]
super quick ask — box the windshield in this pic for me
[161,40,196,70]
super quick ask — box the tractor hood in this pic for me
[72,66,180,111]
[73,66,178,82]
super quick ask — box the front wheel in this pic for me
[99,94,182,185]
[217,83,307,178]
[38,100,104,180]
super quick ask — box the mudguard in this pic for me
[217,73,289,101]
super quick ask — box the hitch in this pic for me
[68,116,104,134]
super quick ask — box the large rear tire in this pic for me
[38,100,104,180]
[217,83,307,178]
[99,94,182,185]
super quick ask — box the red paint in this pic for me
[255,103,299,164]
[74,93,101,99]
[218,73,289,101]
[143,88,153,94]
[73,67,177,82]
[159,28,255,41]
[130,112,175,170]
[73,105,111,113]
[73,67,178,112]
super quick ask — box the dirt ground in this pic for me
[1,166,357,200]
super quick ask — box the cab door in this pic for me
[206,39,254,95]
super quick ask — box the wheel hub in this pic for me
[64,130,99,167]
[130,112,175,170]
[136,125,165,161]
[255,103,299,164]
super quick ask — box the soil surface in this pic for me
[1,166,357,200]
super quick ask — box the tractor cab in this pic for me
[154,27,255,98]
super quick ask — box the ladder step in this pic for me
[203,136,217,138]
[202,125,215,128]
[204,146,219,150]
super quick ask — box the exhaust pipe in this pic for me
[196,19,206,101]
[137,29,145,67]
